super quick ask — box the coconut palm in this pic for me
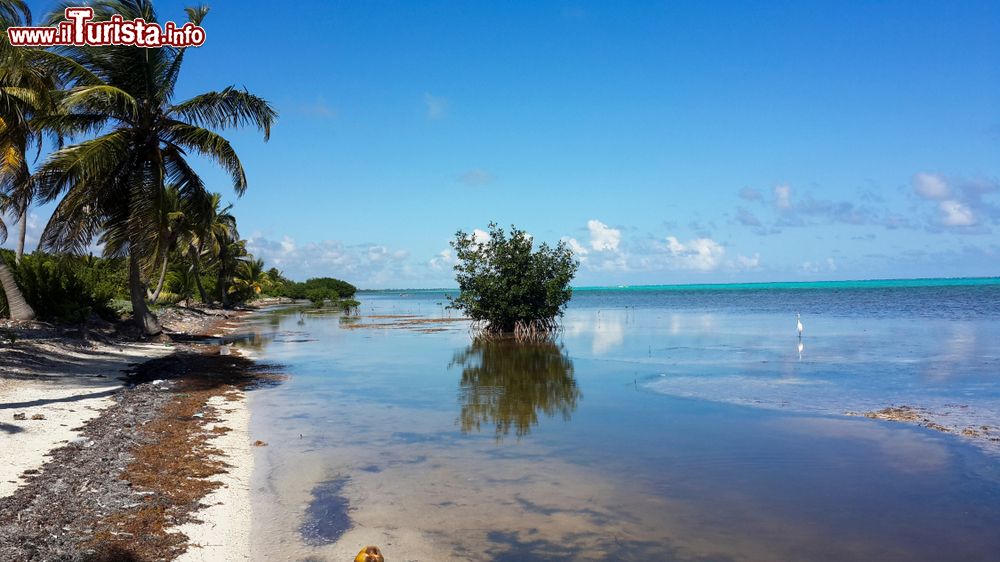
[184,192,235,304]
[230,257,267,298]
[213,229,247,307]
[0,0,37,320]
[145,183,188,303]
[34,1,276,334]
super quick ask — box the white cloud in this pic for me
[801,257,837,274]
[663,236,725,271]
[735,253,761,270]
[0,211,43,253]
[246,234,409,286]
[424,92,448,120]
[913,173,950,200]
[774,184,792,210]
[428,249,455,271]
[939,200,975,226]
[587,219,621,251]
[561,236,589,257]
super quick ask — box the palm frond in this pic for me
[164,121,248,194]
[169,86,276,140]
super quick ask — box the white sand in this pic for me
[174,392,254,562]
[0,341,173,497]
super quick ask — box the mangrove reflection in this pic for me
[452,339,581,441]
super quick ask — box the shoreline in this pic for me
[0,306,270,560]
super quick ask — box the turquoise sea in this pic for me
[237,278,1000,561]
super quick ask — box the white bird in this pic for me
[796,313,804,337]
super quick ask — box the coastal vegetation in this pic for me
[449,223,578,338]
[0,1,355,331]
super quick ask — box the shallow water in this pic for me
[242,284,1000,561]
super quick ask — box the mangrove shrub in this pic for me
[449,223,577,337]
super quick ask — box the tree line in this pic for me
[0,0,352,334]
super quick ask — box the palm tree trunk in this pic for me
[147,253,169,303]
[0,260,35,321]
[129,251,162,335]
[15,208,27,265]
[191,244,210,304]
[218,268,230,307]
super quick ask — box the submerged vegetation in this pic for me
[0,1,355,329]
[450,223,578,338]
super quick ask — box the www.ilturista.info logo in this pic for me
[6,7,205,48]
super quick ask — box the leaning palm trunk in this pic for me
[147,253,169,303]
[0,260,34,321]
[190,245,210,304]
[16,209,27,264]
[128,252,161,335]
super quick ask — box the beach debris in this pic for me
[12,413,26,420]
[30,414,46,421]
[355,545,385,562]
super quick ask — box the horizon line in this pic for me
[357,274,1000,292]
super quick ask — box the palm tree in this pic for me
[213,228,247,307]
[0,0,37,320]
[185,192,235,305]
[231,257,267,298]
[146,184,193,303]
[34,1,276,334]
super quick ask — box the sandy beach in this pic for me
[0,309,263,560]
[174,392,254,562]
[0,339,174,497]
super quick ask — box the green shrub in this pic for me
[285,277,357,300]
[449,223,577,337]
[8,252,117,323]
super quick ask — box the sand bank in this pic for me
[174,392,254,562]
[0,339,174,497]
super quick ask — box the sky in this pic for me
[7,0,1000,288]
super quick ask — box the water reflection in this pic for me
[452,339,581,441]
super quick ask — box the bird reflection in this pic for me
[797,338,804,360]
[451,338,581,441]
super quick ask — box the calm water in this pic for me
[238,281,1000,561]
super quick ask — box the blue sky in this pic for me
[9,0,1000,288]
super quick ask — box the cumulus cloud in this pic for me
[801,257,837,274]
[911,173,998,232]
[246,234,409,286]
[735,206,762,227]
[561,219,627,271]
[458,169,494,186]
[735,253,761,270]
[663,236,725,271]
[0,211,43,253]
[912,173,950,200]
[424,92,448,119]
[428,249,455,271]
[773,184,792,210]
[587,219,621,252]
[561,236,589,257]
[939,200,975,227]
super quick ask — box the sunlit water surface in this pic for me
[237,283,1000,561]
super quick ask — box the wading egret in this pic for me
[796,313,804,337]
